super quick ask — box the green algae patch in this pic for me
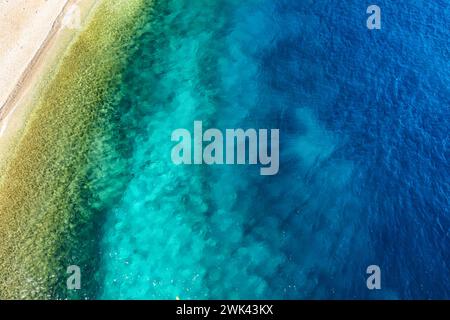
[0,0,152,299]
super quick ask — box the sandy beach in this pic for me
[0,0,69,115]
[0,0,98,169]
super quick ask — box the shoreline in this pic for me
[0,0,150,299]
[0,0,70,119]
[0,0,99,172]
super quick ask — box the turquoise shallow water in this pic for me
[76,0,450,299]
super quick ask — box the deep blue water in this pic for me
[92,0,449,299]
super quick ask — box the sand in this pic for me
[0,0,98,171]
[0,0,69,114]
